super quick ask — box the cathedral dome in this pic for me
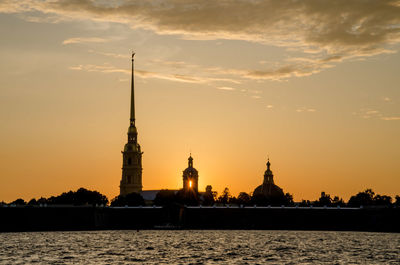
[253,159,284,198]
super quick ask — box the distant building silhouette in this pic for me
[120,53,143,195]
[182,155,199,193]
[253,159,284,197]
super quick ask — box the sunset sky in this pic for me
[0,0,399,202]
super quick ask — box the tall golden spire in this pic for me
[130,52,135,126]
[120,52,143,195]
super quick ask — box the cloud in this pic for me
[266,105,274,109]
[217,86,235,91]
[202,56,338,81]
[381,116,400,121]
[296,107,316,113]
[2,0,400,80]
[88,49,127,59]
[62,37,109,45]
[3,0,399,50]
[360,109,381,119]
[68,63,240,84]
[148,59,199,69]
[353,108,400,120]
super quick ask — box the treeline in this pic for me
[298,189,398,207]
[2,188,108,206]
[146,187,400,208]
[2,187,399,208]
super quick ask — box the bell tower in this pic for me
[182,154,199,193]
[120,53,143,195]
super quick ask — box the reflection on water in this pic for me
[0,230,399,264]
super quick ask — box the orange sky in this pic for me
[0,0,399,202]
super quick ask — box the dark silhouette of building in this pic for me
[182,155,199,193]
[120,53,143,195]
[253,159,284,198]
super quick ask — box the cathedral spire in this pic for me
[120,53,143,196]
[130,52,135,126]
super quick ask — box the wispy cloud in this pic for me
[381,116,400,121]
[68,64,129,75]
[217,86,235,91]
[88,49,127,59]
[68,63,240,84]
[296,107,316,113]
[353,108,399,121]
[355,108,382,119]
[147,59,199,69]
[2,0,400,80]
[62,37,109,45]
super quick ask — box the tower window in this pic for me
[127,157,132,165]
[127,176,131,184]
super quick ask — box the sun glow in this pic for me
[189,180,192,188]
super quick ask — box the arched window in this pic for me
[127,157,132,165]
[127,176,131,184]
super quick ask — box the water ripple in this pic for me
[0,230,399,264]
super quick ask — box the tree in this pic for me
[37,197,48,205]
[348,189,375,207]
[111,192,144,206]
[395,195,400,207]
[11,198,26,205]
[217,187,231,205]
[46,188,108,205]
[299,200,311,207]
[283,193,294,206]
[28,198,38,206]
[348,189,393,207]
[317,192,332,206]
[374,195,392,206]
[202,185,216,206]
[74,188,108,205]
[331,196,345,207]
[237,192,251,206]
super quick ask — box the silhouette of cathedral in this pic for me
[253,159,284,198]
[120,53,143,196]
[182,154,199,193]
[116,54,285,201]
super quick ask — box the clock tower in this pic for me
[120,53,143,195]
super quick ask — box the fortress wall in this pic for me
[0,206,399,232]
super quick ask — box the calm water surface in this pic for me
[0,230,399,264]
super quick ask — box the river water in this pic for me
[0,230,399,264]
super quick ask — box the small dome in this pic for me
[183,167,198,175]
[128,126,137,134]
